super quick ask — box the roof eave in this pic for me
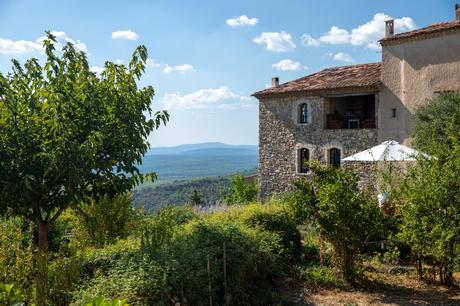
[379,25,460,47]
[253,83,382,100]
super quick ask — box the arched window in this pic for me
[298,148,310,173]
[299,103,308,124]
[329,148,341,167]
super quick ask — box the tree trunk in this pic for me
[416,256,423,280]
[36,220,49,305]
[37,220,49,252]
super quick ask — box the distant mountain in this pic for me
[147,142,258,155]
[139,142,258,182]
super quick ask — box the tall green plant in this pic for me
[0,217,34,300]
[396,92,460,284]
[222,175,257,204]
[0,32,168,251]
[289,163,382,281]
[74,194,137,248]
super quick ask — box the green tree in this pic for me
[73,193,138,248]
[0,32,168,252]
[396,92,460,284]
[222,175,257,204]
[412,92,460,159]
[289,163,382,281]
[189,189,202,206]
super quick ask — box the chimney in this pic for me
[385,19,394,38]
[456,4,460,21]
[272,77,279,88]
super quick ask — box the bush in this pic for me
[222,175,257,204]
[299,266,346,289]
[72,203,296,305]
[220,201,302,262]
[0,216,35,300]
[73,194,140,248]
[289,163,383,281]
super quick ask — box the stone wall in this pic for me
[258,94,378,201]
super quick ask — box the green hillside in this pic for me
[132,172,255,213]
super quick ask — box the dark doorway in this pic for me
[329,148,341,167]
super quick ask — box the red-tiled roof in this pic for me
[380,21,460,45]
[253,62,381,98]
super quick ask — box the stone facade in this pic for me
[258,94,378,200]
[256,13,460,201]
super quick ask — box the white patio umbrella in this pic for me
[342,140,424,162]
[342,140,428,207]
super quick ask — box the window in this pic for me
[298,148,310,173]
[329,148,341,167]
[299,103,308,124]
[391,108,397,118]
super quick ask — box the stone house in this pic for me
[253,6,460,200]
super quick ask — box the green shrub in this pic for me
[299,266,346,289]
[73,203,291,305]
[0,217,35,301]
[47,252,83,306]
[0,283,26,305]
[73,194,140,248]
[220,201,302,262]
[222,175,257,204]
[289,163,383,281]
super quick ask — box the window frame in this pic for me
[328,148,341,168]
[299,103,309,124]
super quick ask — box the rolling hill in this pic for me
[133,142,259,212]
[138,142,258,182]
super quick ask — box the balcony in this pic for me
[324,94,376,130]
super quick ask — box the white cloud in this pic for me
[253,31,295,52]
[163,87,252,111]
[163,64,194,74]
[111,30,139,40]
[163,65,174,74]
[272,59,306,71]
[174,64,194,73]
[0,38,42,54]
[226,15,258,27]
[318,13,416,50]
[0,31,87,55]
[319,26,351,45]
[300,34,320,47]
[37,31,87,52]
[146,58,160,68]
[331,52,354,63]
[90,66,104,74]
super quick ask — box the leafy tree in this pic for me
[222,175,257,204]
[0,32,168,251]
[189,189,202,206]
[289,163,382,281]
[396,92,460,284]
[73,193,138,248]
[412,92,460,158]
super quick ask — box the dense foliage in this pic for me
[0,200,303,305]
[395,92,460,284]
[222,175,258,204]
[133,176,232,212]
[288,163,383,281]
[412,92,460,158]
[0,33,168,250]
[73,193,141,248]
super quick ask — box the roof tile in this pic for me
[253,62,381,98]
[380,21,460,44]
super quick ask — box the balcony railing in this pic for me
[326,114,376,129]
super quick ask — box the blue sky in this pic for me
[0,0,455,147]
